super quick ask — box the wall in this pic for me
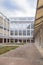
[35,0,43,47]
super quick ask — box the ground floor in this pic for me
[0,43,43,65]
[0,38,34,44]
[0,38,9,43]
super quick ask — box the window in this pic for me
[10,31,14,35]
[27,25,30,29]
[23,30,26,35]
[19,30,22,35]
[31,30,34,36]
[31,23,34,29]
[27,30,30,35]
[0,26,3,29]
[15,30,18,35]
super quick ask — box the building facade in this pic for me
[10,17,34,43]
[35,0,43,47]
[0,13,10,43]
[0,13,34,44]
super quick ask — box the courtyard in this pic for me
[0,43,43,65]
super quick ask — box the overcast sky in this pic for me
[0,0,37,18]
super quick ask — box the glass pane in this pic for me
[15,30,18,35]
[23,30,26,35]
[31,30,34,36]
[10,31,14,35]
[27,30,30,35]
[31,24,34,29]
[27,25,30,29]
[19,30,22,35]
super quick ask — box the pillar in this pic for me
[13,39,15,43]
[6,38,8,44]
[26,39,27,43]
[18,39,19,43]
[9,39,10,43]
[3,38,4,44]
[22,40,23,43]
[3,17,4,44]
[30,39,31,43]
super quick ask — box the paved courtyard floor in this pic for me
[0,43,43,65]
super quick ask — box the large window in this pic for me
[31,30,34,36]
[15,30,18,35]
[27,30,30,35]
[10,22,34,37]
[0,26,3,29]
[31,23,34,29]
[19,30,22,35]
[27,25,30,29]
[10,31,14,35]
[23,30,26,35]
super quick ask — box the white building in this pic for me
[9,17,34,43]
[0,12,10,43]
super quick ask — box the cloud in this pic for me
[0,0,37,17]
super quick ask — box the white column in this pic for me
[17,39,19,43]
[30,23,31,37]
[22,40,23,43]
[30,39,31,43]
[26,39,27,43]
[22,29,23,37]
[3,38,4,44]
[6,19,8,44]
[18,23,19,36]
[3,17,4,44]
[6,38,7,43]
[9,39,10,43]
[9,21,10,43]
[14,39,15,43]
[22,23,23,37]
[30,23,31,43]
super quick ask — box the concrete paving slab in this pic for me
[0,43,43,65]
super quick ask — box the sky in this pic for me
[0,0,37,18]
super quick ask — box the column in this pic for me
[6,38,7,44]
[30,23,31,43]
[3,38,4,44]
[9,38,10,43]
[8,21,10,43]
[22,40,23,43]
[14,39,15,43]
[26,39,27,43]
[18,23,19,36]
[17,39,19,43]
[30,23,31,37]
[3,17,4,44]
[30,39,31,43]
